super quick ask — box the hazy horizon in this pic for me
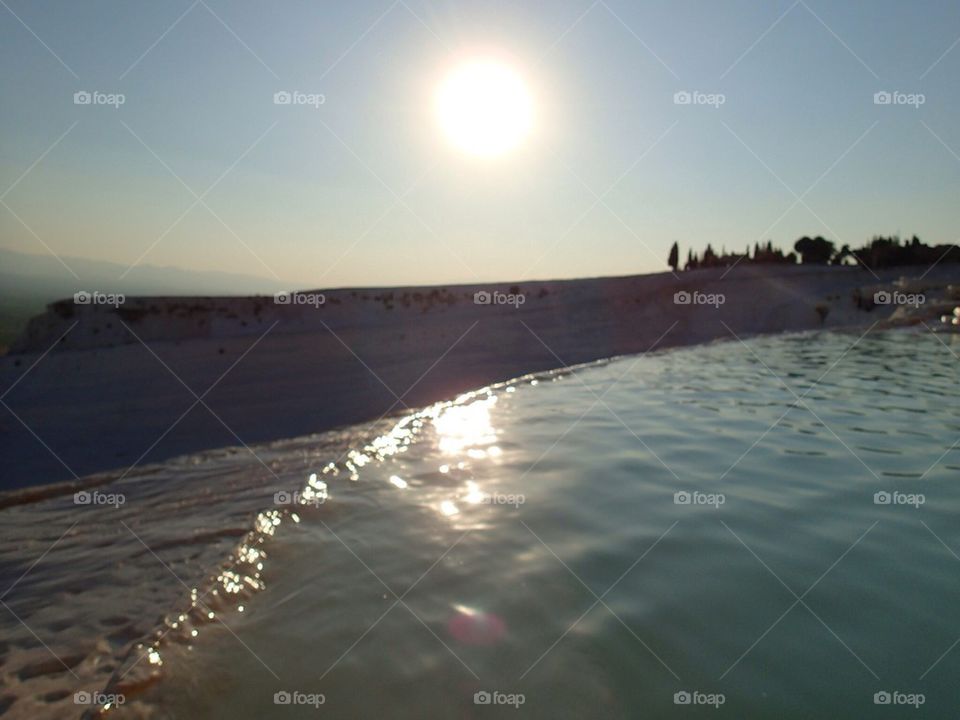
[2,0,959,291]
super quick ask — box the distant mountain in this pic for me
[0,248,290,349]
[0,248,289,301]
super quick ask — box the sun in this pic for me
[435,59,533,158]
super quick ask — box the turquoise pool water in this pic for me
[135,329,960,718]
[2,329,958,719]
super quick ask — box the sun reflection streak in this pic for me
[433,394,497,455]
[115,382,520,704]
[463,481,485,504]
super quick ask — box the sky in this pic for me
[1,0,959,290]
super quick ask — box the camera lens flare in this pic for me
[447,604,506,645]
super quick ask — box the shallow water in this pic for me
[2,329,959,718]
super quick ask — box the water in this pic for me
[2,329,959,718]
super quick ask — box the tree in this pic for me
[702,244,717,267]
[794,235,835,264]
[668,241,679,271]
[832,244,853,265]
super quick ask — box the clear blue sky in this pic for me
[1,0,958,288]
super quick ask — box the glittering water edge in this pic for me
[87,360,595,717]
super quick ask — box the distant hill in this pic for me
[0,248,288,349]
[0,247,289,297]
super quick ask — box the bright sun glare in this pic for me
[435,59,533,158]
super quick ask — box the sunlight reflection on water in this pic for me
[141,330,959,719]
[7,331,960,719]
